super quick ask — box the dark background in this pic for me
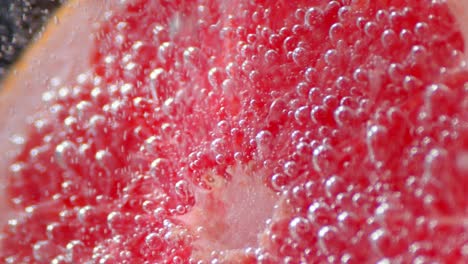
[0,0,64,80]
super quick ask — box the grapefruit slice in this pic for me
[0,0,121,226]
[1,0,467,263]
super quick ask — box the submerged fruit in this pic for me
[1,0,467,263]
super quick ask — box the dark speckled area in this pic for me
[0,0,63,80]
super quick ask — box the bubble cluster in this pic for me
[1,0,468,263]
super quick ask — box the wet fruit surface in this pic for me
[1,0,468,263]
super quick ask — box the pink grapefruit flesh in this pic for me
[1,0,468,263]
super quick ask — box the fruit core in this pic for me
[177,163,277,259]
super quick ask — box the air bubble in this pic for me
[95,149,117,170]
[329,23,344,44]
[163,224,190,245]
[208,67,225,89]
[283,161,298,177]
[240,43,254,58]
[283,36,298,52]
[271,173,288,190]
[318,226,345,254]
[335,76,351,90]
[334,106,355,127]
[8,163,24,182]
[91,86,109,105]
[294,106,310,124]
[57,86,71,100]
[305,7,324,27]
[292,47,307,66]
[77,206,93,223]
[249,70,261,85]
[337,211,360,235]
[324,49,340,66]
[221,79,236,98]
[338,6,351,21]
[296,142,312,157]
[388,63,404,83]
[305,67,318,83]
[119,250,133,260]
[87,114,106,136]
[381,29,398,49]
[376,9,389,24]
[183,46,202,67]
[423,148,448,179]
[145,233,164,251]
[162,97,176,116]
[369,228,400,257]
[150,158,171,176]
[313,145,338,174]
[256,130,274,153]
[33,118,52,134]
[97,255,115,264]
[158,42,175,63]
[323,95,338,109]
[174,180,193,204]
[42,91,56,103]
[66,240,86,262]
[292,24,307,35]
[265,49,279,64]
[268,33,281,46]
[211,138,227,154]
[172,255,184,264]
[364,22,379,38]
[107,211,132,232]
[414,22,429,39]
[311,106,330,124]
[295,8,305,20]
[107,100,124,114]
[55,141,77,170]
[119,83,134,96]
[340,97,357,109]
[399,29,413,46]
[409,45,427,65]
[215,154,226,164]
[49,104,66,120]
[247,33,257,44]
[367,125,390,167]
[425,83,454,116]
[308,87,322,104]
[46,222,69,242]
[402,75,422,91]
[356,16,366,31]
[324,175,346,197]
[268,98,288,123]
[51,255,68,264]
[33,240,60,262]
[308,201,332,224]
[289,217,311,241]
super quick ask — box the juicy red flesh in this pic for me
[1,0,468,263]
